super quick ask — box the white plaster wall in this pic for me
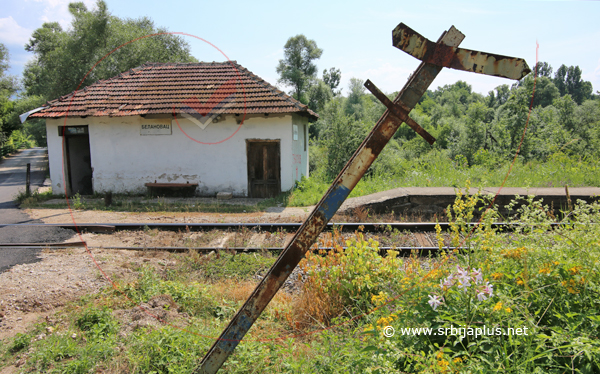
[291,114,309,186]
[45,114,296,196]
[46,121,68,194]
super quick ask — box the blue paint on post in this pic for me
[317,184,351,221]
[216,314,254,353]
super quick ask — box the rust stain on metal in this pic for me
[364,79,435,145]
[392,23,531,80]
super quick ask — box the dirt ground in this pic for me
[0,203,420,357]
[0,206,316,342]
[24,205,314,224]
[0,243,177,339]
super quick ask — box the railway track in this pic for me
[0,220,580,255]
[0,221,574,233]
[0,242,455,256]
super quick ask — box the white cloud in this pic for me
[0,16,33,46]
[28,0,96,29]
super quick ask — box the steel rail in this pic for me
[0,221,578,232]
[0,241,86,247]
[0,245,461,255]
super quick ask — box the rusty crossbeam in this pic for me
[196,24,466,374]
[364,79,435,145]
[393,23,531,80]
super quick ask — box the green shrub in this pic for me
[360,192,600,372]
[9,333,31,353]
[127,326,206,374]
[122,266,218,317]
[76,306,118,338]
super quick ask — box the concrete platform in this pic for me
[338,187,600,219]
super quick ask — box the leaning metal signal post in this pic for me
[197,22,530,373]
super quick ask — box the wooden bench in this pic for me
[144,181,198,197]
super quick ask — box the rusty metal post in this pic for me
[26,163,31,197]
[196,25,466,374]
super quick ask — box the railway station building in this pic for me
[25,62,316,198]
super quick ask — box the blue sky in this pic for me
[1,0,599,97]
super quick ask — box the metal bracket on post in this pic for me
[363,79,435,145]
[196,22,529,373]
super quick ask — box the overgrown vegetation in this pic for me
[289,150,600,206]
[3,190,599,372]
[274,48,600,205]
[15,189,272,213]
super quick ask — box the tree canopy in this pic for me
[276,34,323,102]
[0,44,18,98]
[552,64,593,105]
[305,60,598,182]
[23,0,196,101]
[323,67,341,96]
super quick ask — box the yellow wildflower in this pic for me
[493,302,503,312]
[491,272,504,280]
[437,359,450,372]
[568,266,581,275]
[453,357,463,364]
[561,279,580,294]
[504,307,512,313]
[538,266,551,275]
[371,292,388,306]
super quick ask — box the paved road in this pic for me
[0,148,74,273]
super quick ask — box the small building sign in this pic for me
[58,126,88,136]
[141,122,172,135]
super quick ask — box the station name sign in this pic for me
[140,122,172,135]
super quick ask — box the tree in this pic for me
[344,77,366,119]
[553,94,576,133]
[0,44,18,98]
[323,67,341,96]
[530,76,559,108]
[24,0,196,100]
[307,79,333,113]
[4,96,47,146]
[553,64,593,105]
[321,100,366,179]
[534,61,553,78]
[276,35,323,103]
[495,84,533,159]
[0,43,19,144]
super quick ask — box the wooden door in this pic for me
[247,140,280,198]
[62,126,93,195]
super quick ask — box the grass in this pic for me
[16,187,292,214]
[289,151,600,207]
[185,249,277,280]
[12,152,600,215]
[3,189,599,373]
[17,192,266,213]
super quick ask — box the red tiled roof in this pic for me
[31,62,318,120]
